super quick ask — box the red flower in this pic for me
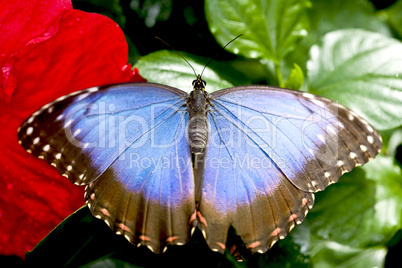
[0,0,145,258]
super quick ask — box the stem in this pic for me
[275,60,284,87]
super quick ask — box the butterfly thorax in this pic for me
[187,75,209,154]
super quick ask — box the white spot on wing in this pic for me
[77,92,90,101]
[124,234,132,242]
[68,90,81,97]
[26,127,33,135]
[289,222,295,231]
[201,230,206,238]
[302,92,315,99]
[104,219,112,227]
[317,134,325,142]
[55,95,67,102]
[64,119,73,128]
[360,145,367,152]
[311,99,325,107]
[33,137,40,145]
[367,135,374,144]
[86,87,99,93]
[41,103,51,110]
[43,144,50,152]
[56,114,64,121]
[73,129,81,136]
[327,125,336,135]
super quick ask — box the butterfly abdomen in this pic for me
[188,114,208,154]
[187,87,209,154]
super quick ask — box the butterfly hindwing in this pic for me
[197,110,315,253]
[18,83,196,253]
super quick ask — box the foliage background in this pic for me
[4,0,402,267]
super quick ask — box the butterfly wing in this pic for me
[197,86,381,253]
[18,83,195,253]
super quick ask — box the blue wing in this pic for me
[197,86,381,253]
[18,83,195,253]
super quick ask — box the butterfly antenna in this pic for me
[156,36,198,78]
[200,34,243,77]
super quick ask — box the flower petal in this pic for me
[0,0,72,101]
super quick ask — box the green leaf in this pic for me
[134,50,250,93]
[284,63,304,90]
[286,0,391,74]
[310,238,387,268]
[205,0,310,62]
[381,0,402,39]
[307,29,402,130]
[307,155,402,249]
[307,0,390,38]
[81,257,142,268]
[129,0,172,28]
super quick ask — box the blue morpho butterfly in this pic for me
[17,44,381,257]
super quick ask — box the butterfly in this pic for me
[18,73,381,256]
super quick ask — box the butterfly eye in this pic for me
[192,80,196,86]
[202,80,206,86]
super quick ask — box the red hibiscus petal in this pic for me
[11,9,133,109]
[0,3,144,258]
[0,0,71,54]
[0,0,72,101]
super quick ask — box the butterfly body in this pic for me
[18,78,381,256]
[187,75,209,154]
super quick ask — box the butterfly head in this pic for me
[192,75,206,91]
